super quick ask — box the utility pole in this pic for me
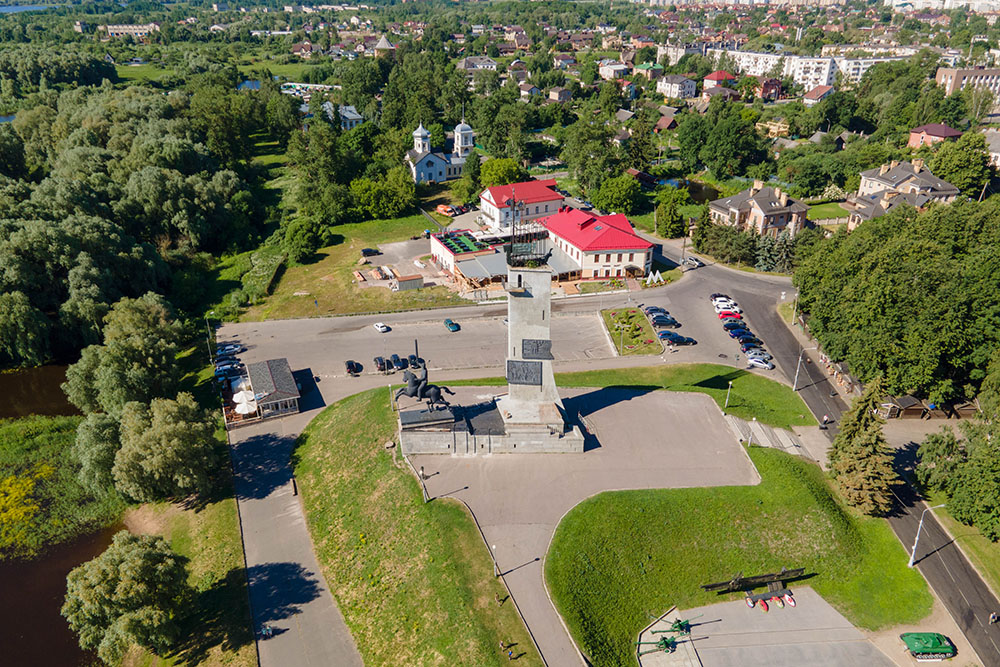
[793,346,818,391]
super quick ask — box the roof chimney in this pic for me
[890,160,899,169]
[751,179,763,194]
[879,163,890,176]
[779,190,788,206]
[912,158,924,172]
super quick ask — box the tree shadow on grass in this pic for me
[692,368,748,391]
[173,567,254,664]
[246,561,323,624]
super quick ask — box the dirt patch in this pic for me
[123,503,179,536]
[864,594,982,666]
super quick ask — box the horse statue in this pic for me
[394,360,455,410]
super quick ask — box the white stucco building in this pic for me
[404,120,475,184]
[479,179,564,233]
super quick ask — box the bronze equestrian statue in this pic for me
[394,359,455,410]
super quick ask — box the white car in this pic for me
[714,303,742,314]
[711,297,737,306]
[746,357,774,370]
[373,322,389,333]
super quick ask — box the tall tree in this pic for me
[828,377,885,469]
[480,158,527,187]
[915,427,965,495]
[62,531,191,664]
[73,413,121,495]
[928,131,993,198]
[0,290,50,366]
[832,420,897,516]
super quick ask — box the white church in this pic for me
[404,120,475,184]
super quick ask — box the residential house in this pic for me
[553,53,576,70]
[542,207,653,279]
[405,121,475,184]
[479,179,563,233]
[907,123,962,149]
[846,159,959,228]
[654,114,677,132]
[756,76,781,101]
[99,22,161,39]
[338,105,363,131]
[599,61,630,80]
[457,55,497,72]
[617,79,638,100]
[634,62,665,81]
[702,86,740,103]
[704,70,737,88]
[246,358,300,419]
[615,108,635,123]
[656,74,696,99]
[611,129,631,148]
[756,118,790,138]
[935,66,1000,103]
[708,182,808,238]
[519,83,541,99]
[373,34,395,58]
[802,84,834,107]
[984,129,1000,167]
[292,41,318,58]
[549,86,572,103]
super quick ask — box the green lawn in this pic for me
[236,60,316,81]
[242,213,467,320]
[777,300,795,324]
[601,308,662,356]
[579,279,625,294]
[116,64,172,81]
[448,363,815,430]
[292,388,542,666]
[808,202,849,220]
[546,447,933,666]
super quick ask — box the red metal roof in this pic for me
[481,179,561,208]
[705,70,736,82]
[542,207,652,252]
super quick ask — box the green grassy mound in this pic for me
[545,447,931,666]
[293,388,541,666]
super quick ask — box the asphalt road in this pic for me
[655,240,1000,667]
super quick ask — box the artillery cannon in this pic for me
[652,614,702,636]
[636,636,677,656]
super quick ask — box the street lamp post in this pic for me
[204,311,215,363]
[792,346,818,392]
[791,291,800,326]
[492,544,499,577]
[747,417,757,446]
[725,381,733,409]
[909,504,946,568]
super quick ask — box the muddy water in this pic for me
[0,365,78,419]
[0,524,123,666]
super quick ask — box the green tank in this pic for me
[899,633,956,661]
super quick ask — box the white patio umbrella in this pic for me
[233,390,255,404]
[234,401,257,415]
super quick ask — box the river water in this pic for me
[1,366,111,665]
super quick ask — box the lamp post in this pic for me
[204,310,215,362]
[791,290,800,326]
[492,544,499,577]
[747,417,756,446]
[909,504,945,568]
[725,380,733,409]
[792,346,818,392]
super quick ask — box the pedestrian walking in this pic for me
[822,414,829,424]
[499,640,506,651]
[990,612,998,625]
[507,648,514,661]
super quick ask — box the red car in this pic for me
[717,311,742,319]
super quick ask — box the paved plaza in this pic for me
[671,587,895,667]
[412,387,760,666]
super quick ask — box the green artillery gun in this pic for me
[636,636,677,656]
[652,614,702,636]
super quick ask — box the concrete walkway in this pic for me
[228,411,363,667]
[412,387,760,666]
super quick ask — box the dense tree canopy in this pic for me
[794,198,1000,403]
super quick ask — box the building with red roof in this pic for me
[480,179,564,232]
[542,207,652,279]
[907,123,962,149]
[704,70,737,86]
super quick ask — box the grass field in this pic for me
[0,415,125,560]
[808,201,849,220]
[546,447,933,666]
[116,64,173,81]
[601,308,662,356]
[777,300,795,324]
[447,363,815,430]
[242,213,468,320]
[292,388,542,666]
[236,60,317,81]
[579,279,625,294]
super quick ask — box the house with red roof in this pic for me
[542,207,652,279]
[480,179,564,232]
[704,70,737,87]
[907,123,962,149]
[802,84,833,107]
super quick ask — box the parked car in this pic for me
[683,256,704,268]
[390,354,406,370]
[728,328,752,339]
[345,360,361,376]
[741,342,765,354]
[361,248,381,257]
[652,318,681,329]
[216,343,243,355]
[659,331,697,345]
[746,357,775,370]
[444,318,460,332]
[717,311,742,320]
[435,204,454,216]
[215,354,238,364]
[737,335,764,347]
[722,321,745,331]
[407,354,421,367]
[710,293,731,300]
[746,349,772,361]
[644,307,669,316]
[373,322,389,333]
[714,303,742,314]
[373,356,388,372]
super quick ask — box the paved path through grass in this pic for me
[228,413,363,667]
[412,387,759,666]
